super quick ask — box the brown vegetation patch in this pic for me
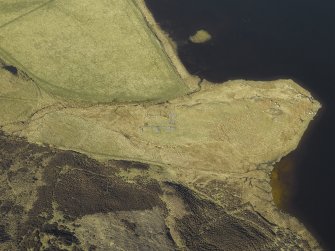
[54,168,161,217]
[0,225,10,243]
[167,182,274,251]
[0,131,165,249]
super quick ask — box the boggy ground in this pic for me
[0,0,323,250]
[0,132,320,250]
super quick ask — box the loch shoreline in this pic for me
[142,0,334,249]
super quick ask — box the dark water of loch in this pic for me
[144,0,335,249]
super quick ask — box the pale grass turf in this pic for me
[0,67,40,125]
[0,0,50,27]
[0,0,189,103]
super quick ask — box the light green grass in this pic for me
[0,67,40,124]
[0,0,188,103]
[0,0,50,27]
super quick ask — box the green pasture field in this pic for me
[0,0,188,103]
